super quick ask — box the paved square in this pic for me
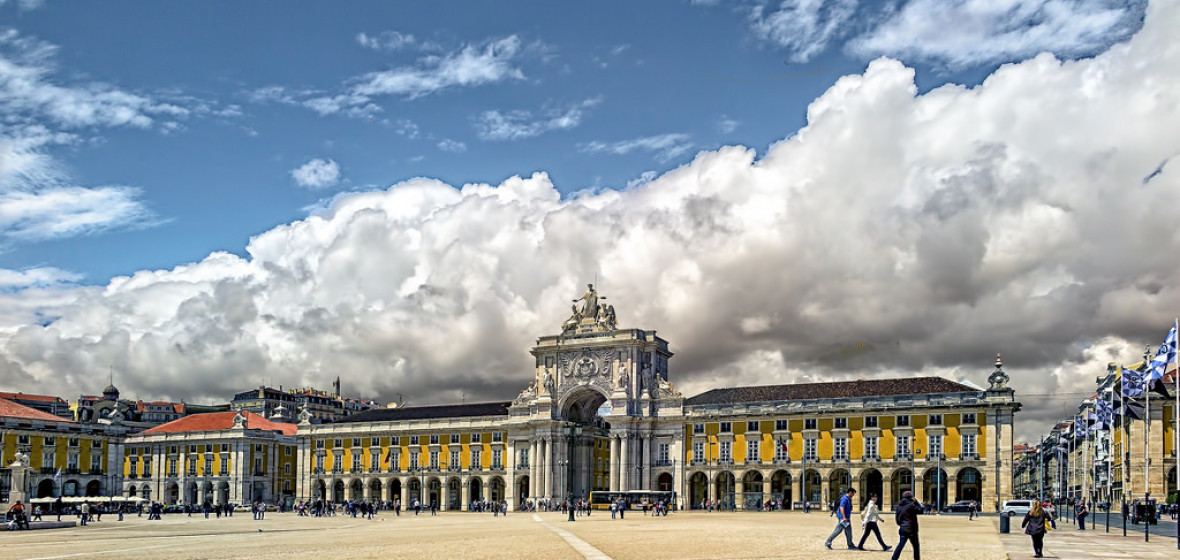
[0,510,1017,560]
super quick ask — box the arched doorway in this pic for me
[828,469,851,508]
[448,478,462,510]
[714,471,736,510]
[63,479,78,497]
[742,471,764,510]
[313,480,326,501]
[142,484,152,502]
[201,481,214,505]
[689,472,708,509]
[389,479,402,503]
[128,485,137,498]
[469,478,484,504]
[350,479,364,501]
[428,477,442,507]
[332,480,345,503]
[923,468,947,510]
[558,385,608,499]
[657,473,673,493]
[37,479,55,498]
[86,480,101,497]
[771,470,792,508]
[369,479,382,502]
[859,469,883,508]
[517,475,530,502]
[489,476,505,502]
[217,481,229,505]
[956,468,981,503]
[184,481,197,504]
[890,469,913,510]
[803,469,822,505]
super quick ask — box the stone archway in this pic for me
[332,480,345,503]
[557,384,609,424]
[63,479,79,497]
[428,477,442,507]
[771,470,792,508]
[37,479,55,498]
[923,468,947,510]
[369,479,382,502]
[217,481,229,505]
[128,485,137,498]
[408,479,421,503]
[742,471,764,510]
[388,478,402,503]
[1167,467,1177,499]
[489,476,505,502]
[657,472,673,492]
[890,469,913,510]
[449,478,462,510]
[714,471,736,510]
[85,479,101,497]
[517,475,530,502]
[201,481,214,504]
[469,478,484,504]
[803,469,822,505]
[859,469,883,508]
[956,467,981,503]
[828,469,851,507]
[350,479,364,501]
[313,480,326,501]
[689,472,708,509]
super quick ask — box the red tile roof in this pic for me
[0,398,71,422]
[143,411,296,436]
[0,391,66,404]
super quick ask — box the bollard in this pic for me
[999,512,1010,534]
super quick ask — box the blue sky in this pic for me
[1,0,1144,282]
[1,0,1174,437]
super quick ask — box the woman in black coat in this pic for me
[1021,501,1052,558]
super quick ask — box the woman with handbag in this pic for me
[1021,501,1052,558]
[856,494,892,551]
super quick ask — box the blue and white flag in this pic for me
[1147,320,1177,396]
[1095,399,1113,430]
[1121,367,1146,398]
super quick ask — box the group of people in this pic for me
[823,488,923,560]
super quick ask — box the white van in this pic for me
[1001,500,1034,517]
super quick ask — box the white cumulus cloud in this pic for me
[291,158,341,189]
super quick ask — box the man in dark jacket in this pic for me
[891,491,921,560]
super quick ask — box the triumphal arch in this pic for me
[296,284,1020,513]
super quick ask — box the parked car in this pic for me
[943,500,974,513]
[1001,500,1033,517]
[1130,498,1157,524]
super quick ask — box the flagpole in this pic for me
[1143,345,1151,503]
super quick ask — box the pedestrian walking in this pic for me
[824,488,857,550]
[79,500,90,527]
[890,490,921,560]
[856,494,892,551]
[1021,500,1052,558]
[967,501,976,521]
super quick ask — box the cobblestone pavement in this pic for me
[1000,521,1180,560]
[0,509,1138,560]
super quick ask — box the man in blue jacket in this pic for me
[824,488,857,550]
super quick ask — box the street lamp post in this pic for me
[564,423,583,522]
[936,448,942,514]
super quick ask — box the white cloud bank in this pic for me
[741,0,1145,69]
[291,158,341,189]
[1,3,1178,439]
